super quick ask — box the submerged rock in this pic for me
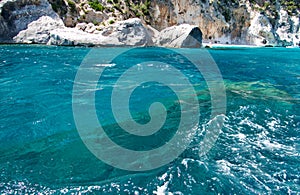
[157,24,202,48]
[13,16,64,44]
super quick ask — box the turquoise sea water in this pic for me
[0,45,299,194]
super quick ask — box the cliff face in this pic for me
[0,0,59,41]
[149,0,300,46]
[0,0,299,46]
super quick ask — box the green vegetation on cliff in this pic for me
[88,0,105,11]
[249,0,299,16]
[67,0,76,13]
[48,0,299,30]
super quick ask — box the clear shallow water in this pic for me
[0,45,299,194]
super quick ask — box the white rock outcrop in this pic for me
[100,18,154,46]
[13,16,204,47]
[247,9,300,46]
[156,24,202,48]
[0,0,59,42]
[13,16,65,44]
[247,12,276,46]
[275,9,300,47]
[150,0,300,47]
[48,18,154,47]
[1,0,299,47]
[48,28,101,46]
[84,23,96,33]
[75,23,87,31]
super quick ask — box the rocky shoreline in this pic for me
[13,17,203,47]
[0,0,299,48]
[0,0,203,48]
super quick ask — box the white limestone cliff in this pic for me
[157,24,202,48]
[13,16,65,44]
[0,0,59,42]
[48,18,154,47]
[150,0,300,46]
[0,0,299,47]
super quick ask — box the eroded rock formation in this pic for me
[0,0,59,42]
[0,0,299,47]
[149,0,300,46]
[48,18,154,46]
[157,24,202,48]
